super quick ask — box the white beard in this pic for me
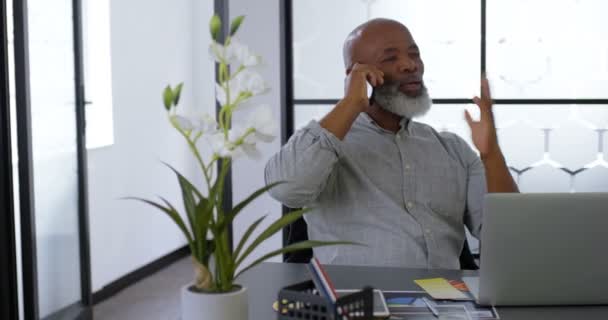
[373,83,432,119]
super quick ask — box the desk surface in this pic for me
[239,262,608,320]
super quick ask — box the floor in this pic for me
[94,257,192,320]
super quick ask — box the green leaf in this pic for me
[210,14,221,41]
[214,231,233,291]
[174,168,198,241]
[233,215,267,262]
[217,181,284,231]
[195,198,214,265]
[230,15,245,36]
[167,167,214,268]
[212,159,231,227]
[234,208,312,268]
[162,161,202,238]
[235,240,360,279]
[173,82,184,106]
[204,176,220,222]
[163,85,173,110]
[126,197,193,244]
[162,162,205,201]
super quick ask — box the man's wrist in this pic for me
[340,96,367,113]
[481,147,504,163]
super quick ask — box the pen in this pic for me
[309,257,338,303]
[422,297,440,318]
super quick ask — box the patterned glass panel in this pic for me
[293,0,480,99]
[487,0,608,98]
[295,104,608,252]
[295,104,608,193]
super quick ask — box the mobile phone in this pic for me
[368,82,375,102]
[336,289,391,318]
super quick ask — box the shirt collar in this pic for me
[357,112,412,135]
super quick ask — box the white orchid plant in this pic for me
[130,15,351,293]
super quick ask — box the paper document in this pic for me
[414,278,471,300]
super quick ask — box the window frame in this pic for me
[280,0,608,257]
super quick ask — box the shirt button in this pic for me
[405,164,411,170]
[406,201,413,209]
[396,134,401,139]
[425,229,432,234]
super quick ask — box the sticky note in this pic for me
[414,278,470,300]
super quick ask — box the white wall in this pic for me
[229,0,284,271]
[88,0,282,291]
[87,0,215,291]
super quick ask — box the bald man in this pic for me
[265,19,518,269]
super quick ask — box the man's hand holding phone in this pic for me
[343,63,384,112]
[319,63,384,140]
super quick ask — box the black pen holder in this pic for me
[277,280,374,320]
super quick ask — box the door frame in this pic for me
[0,0,19,317]
[72,0,93,317]
[9,0,93,318]
[12,0,40,317]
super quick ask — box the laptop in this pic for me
[463,193,608,306]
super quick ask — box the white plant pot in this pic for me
[181,284,248,320]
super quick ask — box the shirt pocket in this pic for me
[425,162,467,220]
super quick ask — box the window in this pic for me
[293,0,480,99]
[288,0,608,253]
[487,0,608,99]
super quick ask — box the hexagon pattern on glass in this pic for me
[295,104,608,193]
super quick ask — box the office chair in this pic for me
[283,215,479,270]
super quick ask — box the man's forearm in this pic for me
[319,97,363,140]
[481,148,519,193]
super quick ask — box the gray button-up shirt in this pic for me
[265,112,486,269]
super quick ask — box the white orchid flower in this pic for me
[228,125,252,144]
[208,39,260,67]
[208,42,237,65]
[230,125,261,160]
[221,125,263,160]
[216,70,268,108]
[208,133,233,158]
[170,114,194,131]
[212,107,275,160]
[208,126,252,159]
[229,39,261,67]
[215,83,227,106]
[240,143,262,160]
[246,105,276,143]
[195,113,218,135]
[208,43,221,63]
[232,70,268,97]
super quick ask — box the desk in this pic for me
[239,262,608,320]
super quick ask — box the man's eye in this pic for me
[382,56,397,62]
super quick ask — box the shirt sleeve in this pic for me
[264,120,344,208]
[459,139,487,239]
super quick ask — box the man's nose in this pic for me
[397,57,417,73]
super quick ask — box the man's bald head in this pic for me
[342,17,424,98]
[342,18,411,70]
